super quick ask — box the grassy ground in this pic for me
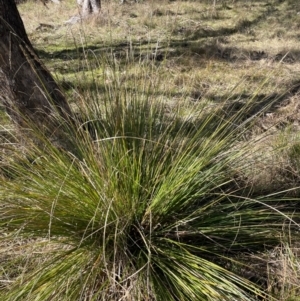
[18,0,300,194]
[1,0,300,300]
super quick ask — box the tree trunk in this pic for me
[0,0,72,126]
[78,0,101,17]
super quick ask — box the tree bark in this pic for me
[77,0,101,17]
[0,0,72,126]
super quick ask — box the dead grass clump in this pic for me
[265,243,300,300]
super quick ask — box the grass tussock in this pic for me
[1,56,300,300]
[1,0,300,300]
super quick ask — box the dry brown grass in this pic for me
[266,243,300,300]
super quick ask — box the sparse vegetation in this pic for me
[1,0,300,300]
